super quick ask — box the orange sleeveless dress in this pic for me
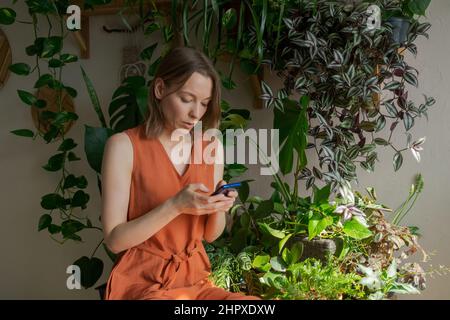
[104,124,261,300]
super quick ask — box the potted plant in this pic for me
[204,0,439,300]
[384,0,431,44]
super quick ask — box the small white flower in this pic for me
[410,137,426,163]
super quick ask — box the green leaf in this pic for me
[238,180,250,203]
[41,36,63,58]
[38,214,52,231]
[73,256,104,289]
[9,63,30,76]
[375,115,386,132]
[34,99,47,109]
[48,224,61,234]
[313,184,331,204]
[61,219,85,238]
[81,66,107,128]
[63,174,78,189]
[64,86,78,98]
[252,254,271,272]
[71,190,90,209]
[390,282,420,294]
[51,111,78,126]
[48,59,64,68]
[408,0,430,16]
[403,113,414,131]
[41,193,65,210]
[270,256,287,272]
[290,242,303,264]
[308,214,333,240]
[58,138,77,151]
[384,81,402,91]
[10,129,34,138]
[84,126,114,174]
[42,153,65,172]
[404,71,418,87]
[77,176,88,189]
[17,90,37,106]
[223,7,237,30]
[68,151,80,162]
[43,125,60,143]
[359,121,377,132]
[60,53,78,63]
[0,7,16,25]
[278,233,293,254]
[140,43,157,61]
[343,218,372,240]
[393,152,403,171]
[144,22,160,35]
[34,74,53,88]
[258,222,285,239]
[254,200,274,219]
[274,99,308,175]
[374,138,389,146]
[225,164,248,178]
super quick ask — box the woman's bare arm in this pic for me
[101,133,181,254]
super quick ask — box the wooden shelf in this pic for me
[69,0,171,59]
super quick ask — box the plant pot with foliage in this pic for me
[205,0,442,300]
[385,0,431,45]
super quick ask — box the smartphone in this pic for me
[211,182,242,196]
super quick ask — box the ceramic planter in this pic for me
[387,17,411,45]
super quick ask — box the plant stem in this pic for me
[90,238,104,258]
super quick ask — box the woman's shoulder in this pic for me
[107,124,144,149]
[104,132,133,166]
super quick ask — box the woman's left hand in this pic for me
[208,180,238,214]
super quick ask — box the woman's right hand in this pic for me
[171,183,233,216]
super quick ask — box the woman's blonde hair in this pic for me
[144,46,221,138]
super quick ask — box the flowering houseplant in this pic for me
[208,174,434,299]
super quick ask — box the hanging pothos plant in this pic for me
[2,0,252,293]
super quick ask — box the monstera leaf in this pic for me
[109,76,148,132]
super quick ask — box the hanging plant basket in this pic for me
[0,28,12,89]
[31,86,76,139]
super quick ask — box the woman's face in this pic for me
[155,71,212,133]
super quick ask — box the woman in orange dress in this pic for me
[101,46,261,300]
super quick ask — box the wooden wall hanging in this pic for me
[70,0,171,59]
[0,28,12,89]
[31,86,76,138]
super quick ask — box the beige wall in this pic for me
[0,0,449,299]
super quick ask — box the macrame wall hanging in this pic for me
[113,18,147,82]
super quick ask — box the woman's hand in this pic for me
[171,183,235,216]
[212,180,238,214]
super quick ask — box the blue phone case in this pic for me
[211,182,242,196]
